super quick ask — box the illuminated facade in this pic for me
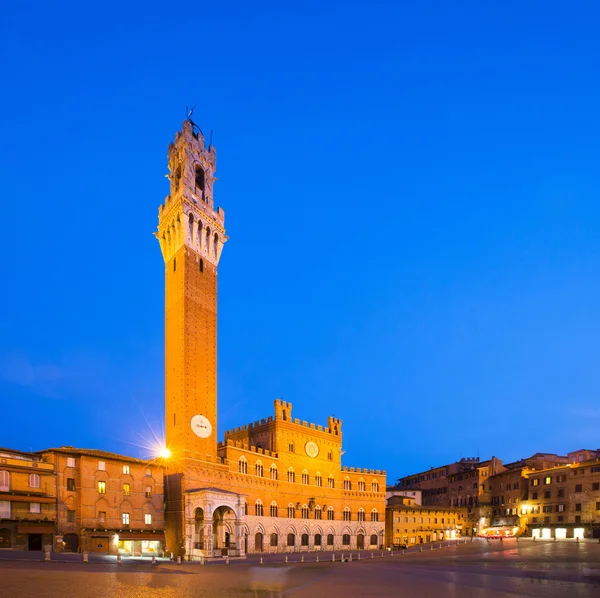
[157,120,386,558]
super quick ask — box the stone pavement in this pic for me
[0,539,598,597]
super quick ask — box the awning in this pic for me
[17,524,55,534]
[117,532,165,541]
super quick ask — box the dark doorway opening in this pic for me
[28,534,42,551]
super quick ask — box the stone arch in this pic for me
[197,220,203,251]
[213,504,237,551]
[63,532,79,552]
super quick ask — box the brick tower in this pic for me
[156,118,226,462]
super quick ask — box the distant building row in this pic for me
[389,448,600,540]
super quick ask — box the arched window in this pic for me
[287,504,295,518]
[174,165,181,191]
[328,475,335,489]
[255,461,264,477]
[29,474,40,489]
[358,479,366,491]
[270,533,278,547]
[327,506,335,521]
[343,507,351,521]
[287,468,295,483]
[301,533,309,546]
[270,502,278,517]
[187,213,194,244]
[255,500,264,516]
[214,233,219,259]
[195,165,205,200]
[344,477,351,490]
[301,505,309,519]
[244,502,248,516]
[206,227,211,256]
[270,464,278,480]
[327,533,334,546]
[370,534,378,546]
[287,533,295,547]
[314,506,322,520]
[372,480,379,492]
[197,221,203,251]
[357,508,365,522]
[301,470,309,484]
[0,471,10,491]
[371,509,379,522]
[315,473,322,487]
[342,534,351,546]
[173,257,176,272]
[314,533,322,546]
[238,457,248,474]
[199,258,204,272]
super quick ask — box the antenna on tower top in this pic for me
[186,105,196,121]
[209,129,213,146]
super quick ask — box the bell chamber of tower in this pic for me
[156,119,227,462]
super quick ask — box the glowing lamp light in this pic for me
[158,447,171,459]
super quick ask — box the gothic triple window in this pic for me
[238,457,248,474]
[255,500,264,516]
[270,502,278,517]
[287,504,295,518]
[301,505,309,519]
[343,507,352,521]
[255,461,264,477]
[270,464,278,480]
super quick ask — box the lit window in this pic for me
[122,513,130,525]
[29,474,41,488]
[98,481,106,494]
[145,486,152,498]
[123,465,130,475]
[544,477,552,485]
[67,478,76,491]
[123,483,130,496]
[67,510,75,523]
[145,513,152,525]
[30,503,41,514]
[66,457,75,468]
[98,461,106,471]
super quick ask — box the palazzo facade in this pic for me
[156,119,386,558]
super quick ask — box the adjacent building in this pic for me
[0,448,57,551]
[385,495,463,547]
[39,448,165,555]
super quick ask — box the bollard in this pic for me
[316,555,319,563]
[301,555,304,563]
[420,547,423,552]
[391,551,394,556]
[332,553,335,562]
[381,551,384,558]
[117,554,122,566]
[341,553,344,562]
[82,552,88,564]
[200,555,205,565]
[225,556,230,565]
[285,555,288,563]
[370,552,374,559]
[402,549,405,556]
[357,553,360,560]
[533,536,536,542]
[177,556,181,565]
[430,545,433,551]
[576,537,580,543]
[151,554,156,565]
[44,550,51,562]
[439,544,442,549]
[349,554,352,562]
[260,557,263,565]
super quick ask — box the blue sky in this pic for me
[1,1,600,482]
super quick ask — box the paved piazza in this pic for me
[0,540,599,597]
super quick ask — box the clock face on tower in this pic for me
[190,414,212,438]
[305,441,319,458]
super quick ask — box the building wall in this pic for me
[0,448,56,550]
[40,449,164,554]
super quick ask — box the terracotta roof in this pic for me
[38,447,160,466]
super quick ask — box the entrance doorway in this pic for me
[28,534,42,551]
[357,534,364,549]
[63,533,79,552]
